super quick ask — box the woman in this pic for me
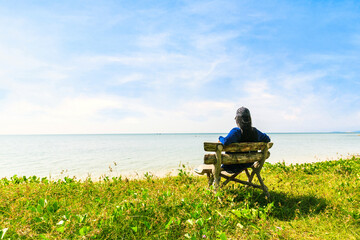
[219,107,270,173]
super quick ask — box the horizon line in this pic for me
[0,131,359,136]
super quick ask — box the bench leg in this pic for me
[213,145,223,191]
[214,175,221,190]
[244,168,255,190]
[248,169,256,183]
[220,171,241,188]
[206,172,214,187]
[245,169,251,180]
[256,172,270,198]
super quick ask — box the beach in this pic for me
[0,133,359,180]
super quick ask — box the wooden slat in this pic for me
[194,164,214,175]
[203,142,223,152]
[204,152,261,164]
[204,142,273,152]
[224,142,266,152]
[204,152,270,164]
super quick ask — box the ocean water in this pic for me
[0,133,359,179]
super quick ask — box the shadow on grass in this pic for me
[228,188,328,221]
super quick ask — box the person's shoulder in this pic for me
[229,127,242,135]
[230,127,241,132]
[253,127,262,133]
[253,127,270,142]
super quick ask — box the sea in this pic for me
[0,133,359,180]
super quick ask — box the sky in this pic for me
[0,0,360,134]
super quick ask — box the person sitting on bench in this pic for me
[219,107,271,174]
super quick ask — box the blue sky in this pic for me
[0,0,359,134]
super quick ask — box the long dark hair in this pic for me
[235,107,258,142]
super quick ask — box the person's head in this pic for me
[235,107,252,130]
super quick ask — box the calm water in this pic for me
[0,133,359,179]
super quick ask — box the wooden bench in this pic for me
[195,142,273,197]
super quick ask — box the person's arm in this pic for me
[219,128,241,145]
[256,129,270,143]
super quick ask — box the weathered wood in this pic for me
[245,169,251,180]
[258,143,270,170]
[204,142,272,152]
[204,151,270,164]
[221,171,241,188]
[194,164,213,175]
[203,142,223,152]
[248,170,255,183]
[200,141,273,198]
[206,172,214,187]
[220,173,263,189]
[214,144,223,189]
[256,171,269,197]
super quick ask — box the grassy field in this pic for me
[0,157,359,239]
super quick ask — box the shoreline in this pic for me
[2,155,359,182]
[1,132,359,180]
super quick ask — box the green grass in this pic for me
[1,157,360,239]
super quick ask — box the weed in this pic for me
[0,157,359,239]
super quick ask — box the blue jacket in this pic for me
[219,127,270,145]
[218,127,270,173]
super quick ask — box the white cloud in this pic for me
[0,1,359,134]
[0,47,44,73]
[281,108,301,121]
[0,95,129,134]
[50,97,122,118]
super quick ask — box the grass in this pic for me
[0,157,360,239]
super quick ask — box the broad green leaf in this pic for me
[219,232,227,240]
[165,217,173,229]
[39,235,49,240]
[28,206,37,213]
[38,198,47,208]
[36,204,43,214]
[79,226,89,236]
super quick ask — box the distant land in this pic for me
[330,131,360,133]
[0,131,360,136]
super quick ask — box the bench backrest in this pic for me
[203,142,273,165]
